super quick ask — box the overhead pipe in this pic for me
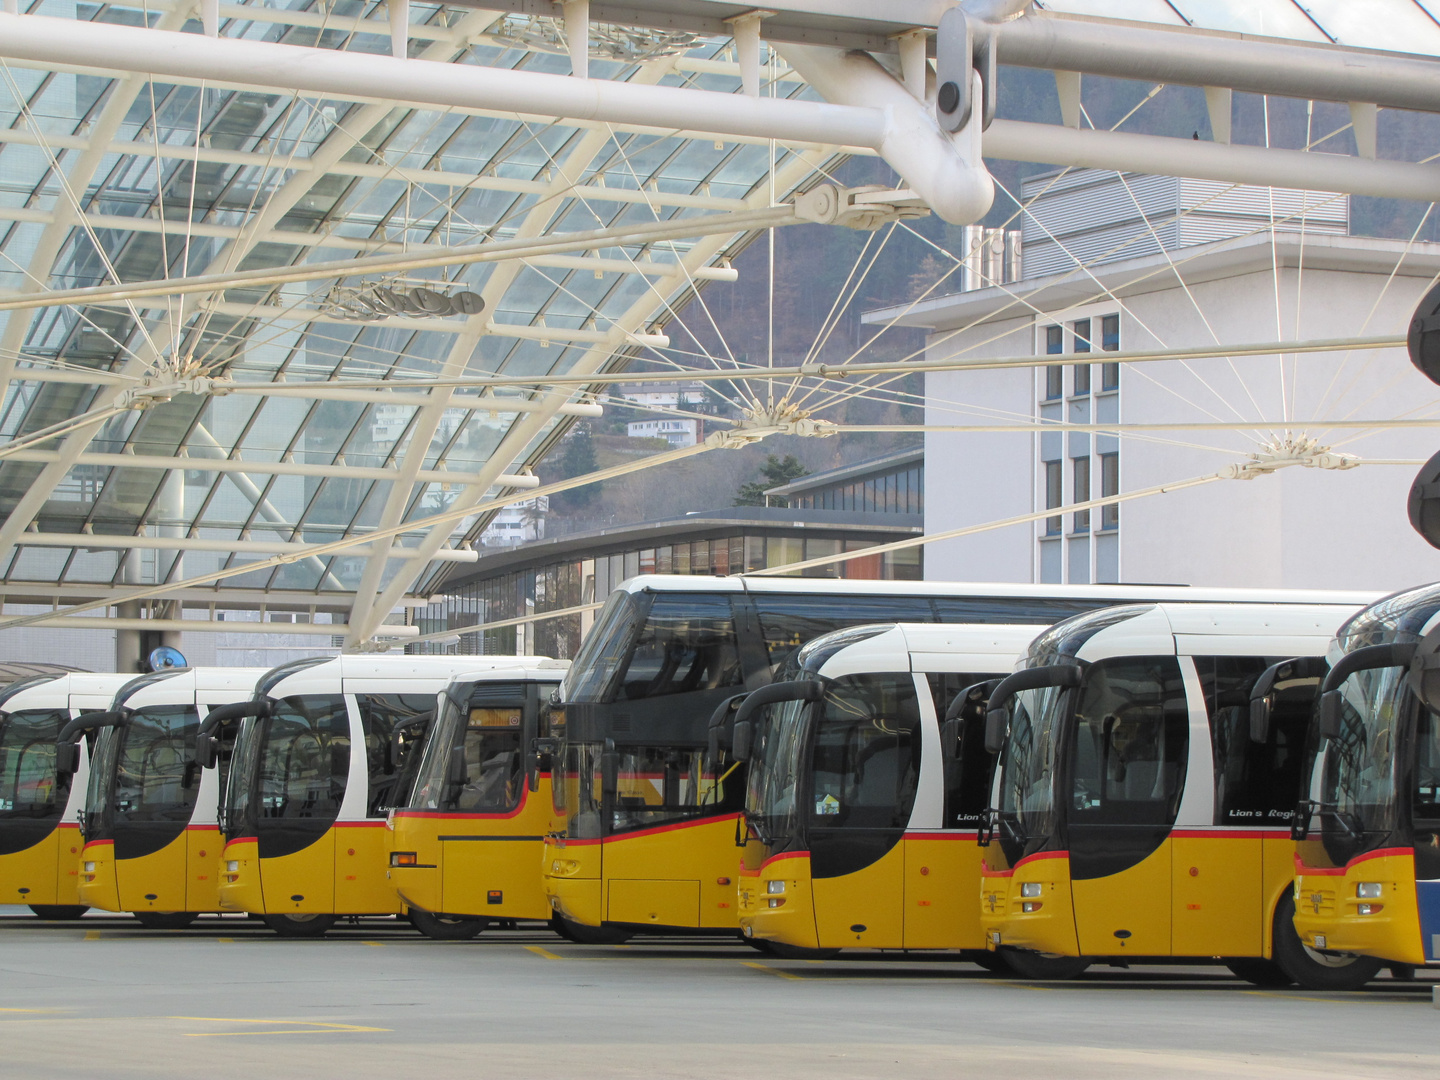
[0,13,991,224]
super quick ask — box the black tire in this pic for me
[743,937,774,953]
[1271,894,1383,991]
[262,912,337,938]
[548,914,631,945]
[133,911,198,930]
[1225,957,1294,987]
[408,908,486,941]
[1388,964,1417,981]
[997,947,1091,980]
[971,951,1010,973]
[766,941,841,960]
[27,904,88,920]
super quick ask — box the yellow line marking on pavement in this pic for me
[526,945,563,960]
[83,931,101,941]
[0,1008,69,1013]
[743,962,805,981]
[217,937,235,944]
[362,941,385,947]
[173,1017,389,1037]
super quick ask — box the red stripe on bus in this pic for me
[598,813,743,843]
[760,850,809,872]
[1295,846,1412,876]
[56,822,80,830]
[184,823,219,831]
[223,836,258,850]
[392,791,532,822]
[1171,829,1291,841]
[1015,850,1068,869]
[82,839,113,852]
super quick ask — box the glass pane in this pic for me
[755,594,935,670]
[613,593,741,700]
[259,695,350,821]
[0,709,68,819]
[113,705,201,824]
[808,674,922,830]
[357,694,437,816]
[611,746,723,833]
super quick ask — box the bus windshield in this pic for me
[994,684,1068,864]
[1320,665,1408,864]
[561,591,641,702]
[223,714,263,836]
[0,709,68,820]
[410,685,526,813]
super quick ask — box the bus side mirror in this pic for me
[732,720,753,762]
[1318,691,1343,741]
[1408,624,1440,712]
[983,708,1007,756]
[601,745,618,797]
[195,734,219,770]
[1249,697,1271,745]
[530,737,557,793]
[446,751,468,787]
[56,741,80,776]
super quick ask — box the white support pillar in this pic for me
[1055,70,1081,129]
[726,10,771,98]
[562,0,588,79]
[200,0,218,38]
[896,28,930,102]
[387,0,408,60]
[1350,101,1378,159]
[1205,86,1231,144]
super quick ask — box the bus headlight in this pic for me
[766,881,786,895]
[390,852,418,867]
[1020,883,1042,898]
[83,862,95,873]
[1356,882,1383,898]
[226,861,239,873]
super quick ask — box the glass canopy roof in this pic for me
[0,0,827,634]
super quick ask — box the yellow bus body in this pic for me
[79,826,223,914]
[1292,847,1426,966]
[978,832,1299,959]
[223,824,398,916]
[3,823,84,909]
[389,778,557,920]
[544,814,742,931]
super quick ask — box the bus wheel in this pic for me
[28,905,88,920]
[997,948,1090,980]
[548,914,631,945]
[743,938,774,953]
[767,942,840,960]
[134,911,198,930]
[1224,958,1293,987]
[408,909,487,940]
[971,951,1009,973]
[262,913,337,938]
[1272,895,1382,991]
[1388,964,1417,981]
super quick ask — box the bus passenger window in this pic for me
[455,707,524,813]
[616,594,742,700]
[1069,657,1187,826]
[262,696,349,820]
[925,672,1005,827]
[756,595,933,672]
[358,694,439,816]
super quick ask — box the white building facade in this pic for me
[868,172,1440,593]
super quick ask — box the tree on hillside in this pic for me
[734,454,809,507]
[553,423,600,510]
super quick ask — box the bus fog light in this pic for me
[1020,883,1042,898]
[766,881,786,895]
[83,862,95,873]
[1357,903,1384,915]
[226,861,239,873]
[768,897,785,908]
[1313,935,1327,948]
[1022,901,1043,913]
[1356,882,1383,898]
[390,852,418,867]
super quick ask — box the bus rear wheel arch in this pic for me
[27,904,88,920]
[1271,894,1383,991]
[996,948,1091,980]
[408,909,487,940]
[262,912,337,937]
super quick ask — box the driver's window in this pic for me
[809,674,922,831]
[619,594,741,700]
[455,707,524,813]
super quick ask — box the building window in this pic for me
[1101,452,1120,530]
[1044,461,1063,535]
[1072,455,1091,533]
[1101,313,1120,390]
[1073,363,1091,396]
[1044,325,1063,399]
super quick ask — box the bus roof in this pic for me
[263,653,552,697]
[116,667,270,708]
[448,660,569,685]
[1,671,132,711]
[803,623,1047,679]
[613,574,1378,605]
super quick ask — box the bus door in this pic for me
[110,702,201,908]
[1066,656,1188,957]
[807,672,922,950]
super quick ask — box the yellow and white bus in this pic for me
[216,655,545,936]
[0,672,130,918]
[545,576,1373,942]
[979,601,1382,987]
[385,661,569,939]
[70,667,265,929]
[1290,581,1440,977]
[734,622,1039,962]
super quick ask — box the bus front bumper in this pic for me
[77,839,120,911]
[217,837,262,913]
[738,854,822,950]
[979,853,1081,957]
[1293,852,1425,966]
[543,839,602,926]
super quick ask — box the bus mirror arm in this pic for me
[1291,799,1315,842]
[55,709,131,776]
[55,741,80,777]
[983,665,1083,756]
[388,711,434,774]
[706,692,750,760]
[728,681,824,763]
[530,736,558,792]
[1248,656,1329,745]
[1408,625,1440,712]
[1318,692,1343,741]
[195,699,271,769]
